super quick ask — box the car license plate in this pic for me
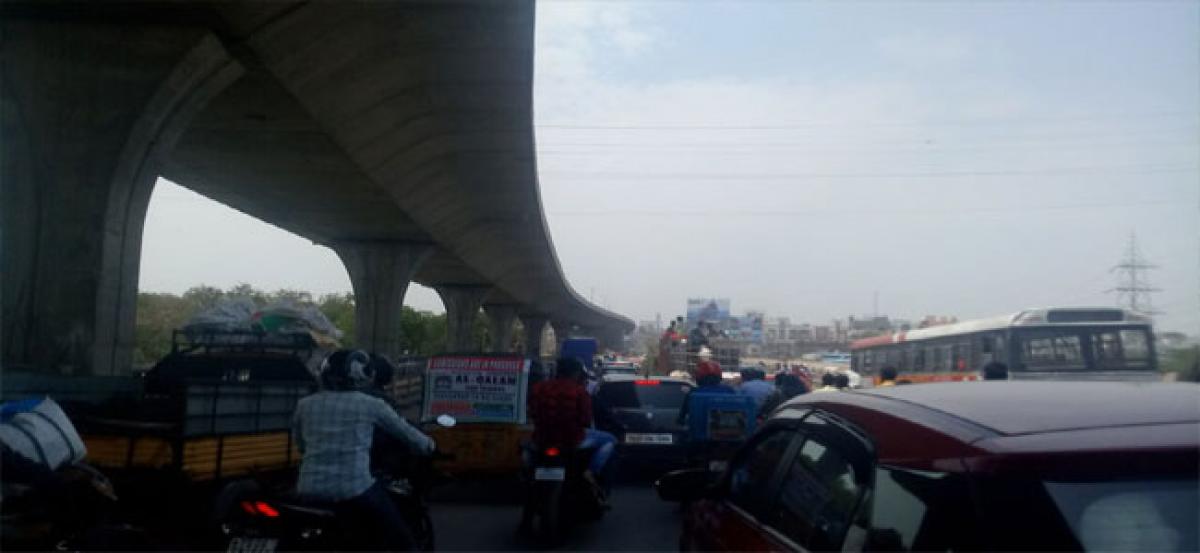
[534,467,566,481]
[625,433,674,444]
[708,460,729,472]
[227,537,278,553]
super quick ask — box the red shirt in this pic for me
[529,377,592,448]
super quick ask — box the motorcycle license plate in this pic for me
[534,467,566,481]
[708,460,729,472]
[625,433,674,444]
[227,537,278,553]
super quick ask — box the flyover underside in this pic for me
[0,1,632,375]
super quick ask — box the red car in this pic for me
[657,381,1199,551]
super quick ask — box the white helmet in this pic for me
[697,346,713,360]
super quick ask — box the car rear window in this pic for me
[1045,479,1198,551]
[597,381,691,409]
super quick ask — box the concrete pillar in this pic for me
[482,304,518,353]
[1,21,243,374]
[550,320,573,356]
[334,241,432,360]
[519,314,548,359]
[435,285,489,353]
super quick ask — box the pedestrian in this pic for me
[759,373,808,417]
[814,372,838,392]
[982,361,1008,381]
[737,369,773,410]
[878,366,899,387]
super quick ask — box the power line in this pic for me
[550,199,1183,217]
[540,164,1198,181]
[536,138,1200,155]
[535,111,1196,130]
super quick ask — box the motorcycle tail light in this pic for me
[254,501,280,518]
[544,447,560,457]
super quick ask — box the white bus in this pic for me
[851,307,1158,384]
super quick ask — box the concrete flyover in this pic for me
[1,1,633,375]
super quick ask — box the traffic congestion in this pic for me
[7,313,1196,551]
[3,0,1199,552]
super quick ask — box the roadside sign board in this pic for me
[421,355,529,424]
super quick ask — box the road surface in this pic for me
[430,474,681,551]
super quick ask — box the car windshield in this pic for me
[1045,479,1199,551]
[597,382,692,410]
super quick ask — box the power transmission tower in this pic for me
[1108,232,1160,316]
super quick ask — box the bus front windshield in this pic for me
[1015,327,1153,371]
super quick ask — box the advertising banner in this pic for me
[686,298,731,328]
[421,355,529,424]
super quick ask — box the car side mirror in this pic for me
[655,468,717,503]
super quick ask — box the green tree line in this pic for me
[134,284,491,366]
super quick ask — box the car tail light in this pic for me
[544,447,560,457]
[634,379,658,386]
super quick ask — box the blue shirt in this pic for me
[738,379,774,409]
[292,391,434,501]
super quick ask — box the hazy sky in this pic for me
[140,1,1200,335]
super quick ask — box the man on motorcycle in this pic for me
[676,349,735,427]
[528,357,617,494]
[292,349,436,551]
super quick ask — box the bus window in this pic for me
[1020,331,1084,369]
[913,347,925,371]
[1090,328,1152,369]
[1119,329,1150,362]
[954,341,970,372]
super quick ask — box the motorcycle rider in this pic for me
[292,349,436,551]
[527,357,617,494]
[676,349,735,428]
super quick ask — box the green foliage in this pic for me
[134,284,479,366]
[1162,346,1200,382]
[317,293,356,348]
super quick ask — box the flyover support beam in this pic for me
[436,285,489,353]
[550,320,573,357]
[483,304,518,353]
[519,314,548,359]
[1,22,242,375]
[335,241,432,360]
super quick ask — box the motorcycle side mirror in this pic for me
[435,414,457,428]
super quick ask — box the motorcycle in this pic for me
[518,444,606,546]
[216,415,457,552]
[1,460,150,551]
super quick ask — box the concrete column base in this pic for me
[335,241,432,360]
[436,285,490,353]
[519,314,548,359]
[550,320,573,358]
[483,304,518,353]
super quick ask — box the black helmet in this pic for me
[320,349,372,390]
[370,354,398,388]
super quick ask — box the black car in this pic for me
[594,376,694,465]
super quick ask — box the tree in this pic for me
[134,284,488,367]
[317,293,356,347]
[1162,345,1200,382]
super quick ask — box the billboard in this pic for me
[686,298,731,328]
[421,355,529,424]
[745,311,765,344]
